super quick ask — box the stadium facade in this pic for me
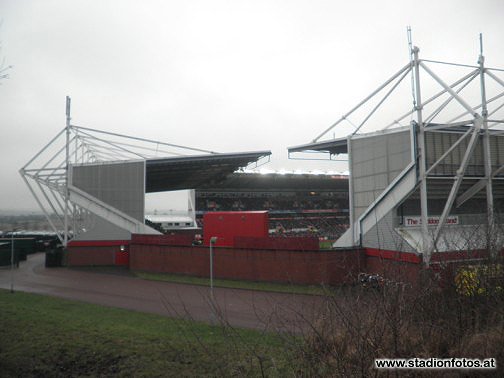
[19,41,504,285]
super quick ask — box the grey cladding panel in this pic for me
[490,135,504,168]
[72,161,145,222]
[74,214,131,241]
[350,130,412,220]
[373,157,388,174]
[389,152,410,171]
[362,211,416,252]
[425,132,504,176]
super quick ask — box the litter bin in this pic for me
[45,246,63,267]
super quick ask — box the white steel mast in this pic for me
[64,96,71,247]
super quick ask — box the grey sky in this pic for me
[1,0,503,212]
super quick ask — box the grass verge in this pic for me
[0,289,293,377]
[134,271,328,296]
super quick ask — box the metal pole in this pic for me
[19,173,65,244]
[312,62,412,142]
[64,96,71,247]
[479,35,494,236]
[188,189,197,228]
[10,231,14,293]
[433,117,483,246]
[351,67,412,136]
[384,69,479,130]
[420,61,477,117]
[209,237,216,300]
[71,125,217,155]
[413,46,430,265]
[208,237,217,323]
[21,128,67,171]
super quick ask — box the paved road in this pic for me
[0,253,324,331]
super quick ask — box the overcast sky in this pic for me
[1,0,503,212]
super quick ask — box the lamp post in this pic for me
[10,230,16,293]
[208,236,218,324]
[209,236,217,301]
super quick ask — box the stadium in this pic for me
[17,44,504,285]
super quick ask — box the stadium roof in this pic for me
[197,171,348,192]
[288,137,348,155]
[145,151,271,192]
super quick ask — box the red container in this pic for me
[203,211,269,247]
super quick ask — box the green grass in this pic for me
[319,240,335,250]
[0,289,295,377]
[134,271,329,296]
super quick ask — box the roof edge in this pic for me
[288,138,348,154]
[147,150,271,164]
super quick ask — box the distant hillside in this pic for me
[0,213,52,232]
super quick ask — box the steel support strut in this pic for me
[433,116,483,247]
[479,49,494,236]
[312,62,412,142]
[64,96,71,247]
[412,47,431,264]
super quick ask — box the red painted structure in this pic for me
[115,249,129,266]
[130,233,196,247]
[203,211,269,247]
[234,236,319,251]
[67,240,130,266]
[361,248,504,286]
[362,248,423,284]
[129,235,363,285]
[65,237,501,286]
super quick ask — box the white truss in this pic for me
[305,38,504,264]
[20,97,218,246]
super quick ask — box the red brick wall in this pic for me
[133,234,195,246]
[67,240,130,266]
[362,248,422,286]
[67,246,117,266]
[67,236,502,287]
[130,243,364,285]
[234,236,320,251]
[365,256,422,284]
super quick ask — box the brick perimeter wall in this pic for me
[67,246,117,266]
[67,237,503,287]
[365,256,422,284]
[130,243,364,286]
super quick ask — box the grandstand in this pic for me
[196,172,349,241]
[19,97,350,247]
[289,43,504,265]
[20,97,272,245]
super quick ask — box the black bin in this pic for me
[45,247,63,267]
